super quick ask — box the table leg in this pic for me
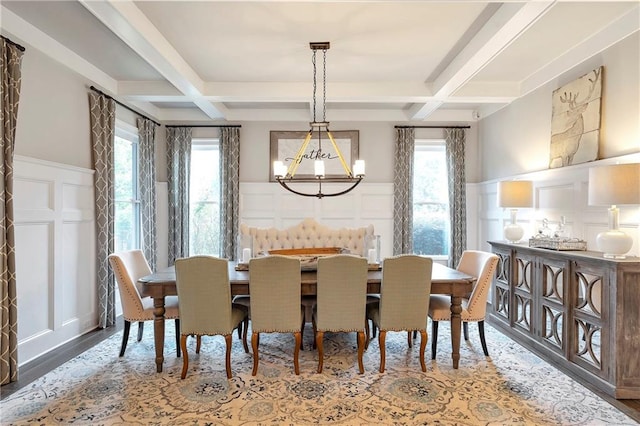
[450,295,462,369]
[153,296,166,373]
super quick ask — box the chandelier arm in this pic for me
[276,177,362,198]
[277,180,321,198]
[276,177,363,199]
[321,178,362,197]
[287,131,314,177]
[326,130,353,176]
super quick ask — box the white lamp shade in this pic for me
[497,181,533,208]
[588,163,640,206]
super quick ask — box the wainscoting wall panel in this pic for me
[473,153,640,256]
[13,156,97,366]
[239,182,394,259]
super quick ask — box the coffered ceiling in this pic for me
[2,1,638,124]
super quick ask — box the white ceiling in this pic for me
[2,0,638,125]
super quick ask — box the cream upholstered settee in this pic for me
[240,218,374,257]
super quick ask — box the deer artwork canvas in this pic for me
[549,66,603,168]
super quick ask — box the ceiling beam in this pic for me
[520,3,640,97]
[79,0,227,119]
[0,6,117,94]
[410,1,556,121]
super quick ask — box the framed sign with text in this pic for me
[269,130,359,182]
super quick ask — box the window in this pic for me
[189,139,221,255]
[413,140,450,259]
[113,124,140,252]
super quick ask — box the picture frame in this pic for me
[269,130,359,182]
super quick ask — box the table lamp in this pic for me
[588,163,640,259]
[498,180,533,243]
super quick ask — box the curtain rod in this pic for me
[1,35,25,52]
[89,86,160,127]
[395,125,471,129]
[165,125,241,128]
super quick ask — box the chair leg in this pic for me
[175,319,181,358]
[301,315,306,351]
[357,331,365,374]
[463,321,469,341]
[237,321,242,340]
[196,335,202,354]
[364,319,370,350]
[478,320,489,356]
[224,334,233,379]
[120,320,131,357]
[379,330,387,373]
[180,335,189,379]
[316,331,324,373]
[137,322,144,342]
[242,316,249,353]
[251,332,260,376]
[293,331,301,375]
[407,331,412,348]
[431,320,439,360]
[419,330,427,372]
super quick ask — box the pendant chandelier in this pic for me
[273,42,365,198]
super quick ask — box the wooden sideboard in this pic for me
[488,241,640,399]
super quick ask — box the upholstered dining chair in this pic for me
[428,250,499,359]
[367,254,433,373]
[249,255,304,375]
[108,250,181,358]
[174,256,249,379]
[312,255,369,374]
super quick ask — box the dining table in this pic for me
[138,261,475,373]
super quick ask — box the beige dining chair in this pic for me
[312,255,368,374]
[367,254,433,373]
[249,255,304,375]
[428,250,499,359]
[175,256,249,379]
[108,250,181,358]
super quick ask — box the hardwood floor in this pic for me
[0,319,123,400]
[1,319,639,424]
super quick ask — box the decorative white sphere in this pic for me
[504,224,524,243]
[596,230,633,259]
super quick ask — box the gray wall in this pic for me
[479,32,640,181]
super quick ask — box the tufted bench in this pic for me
[240,218,374,257]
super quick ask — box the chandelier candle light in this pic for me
[588,163,640,259]
[273,42,365,198]
[497,180,534,243]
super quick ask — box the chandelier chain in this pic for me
[312,49,317,122]
[322,48,327,123]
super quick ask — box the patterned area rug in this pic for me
[2,321,637,425]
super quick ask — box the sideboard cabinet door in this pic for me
[488,241,640,399]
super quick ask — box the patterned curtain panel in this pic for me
[136,118,157,271]
[393,128,415,255]
[166,127,192,265]
[0,37,24,385]
[89,92,116,329]
[445,128,467,268]
[220,127,240,260]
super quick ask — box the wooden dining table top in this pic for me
[139,261,475,298]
